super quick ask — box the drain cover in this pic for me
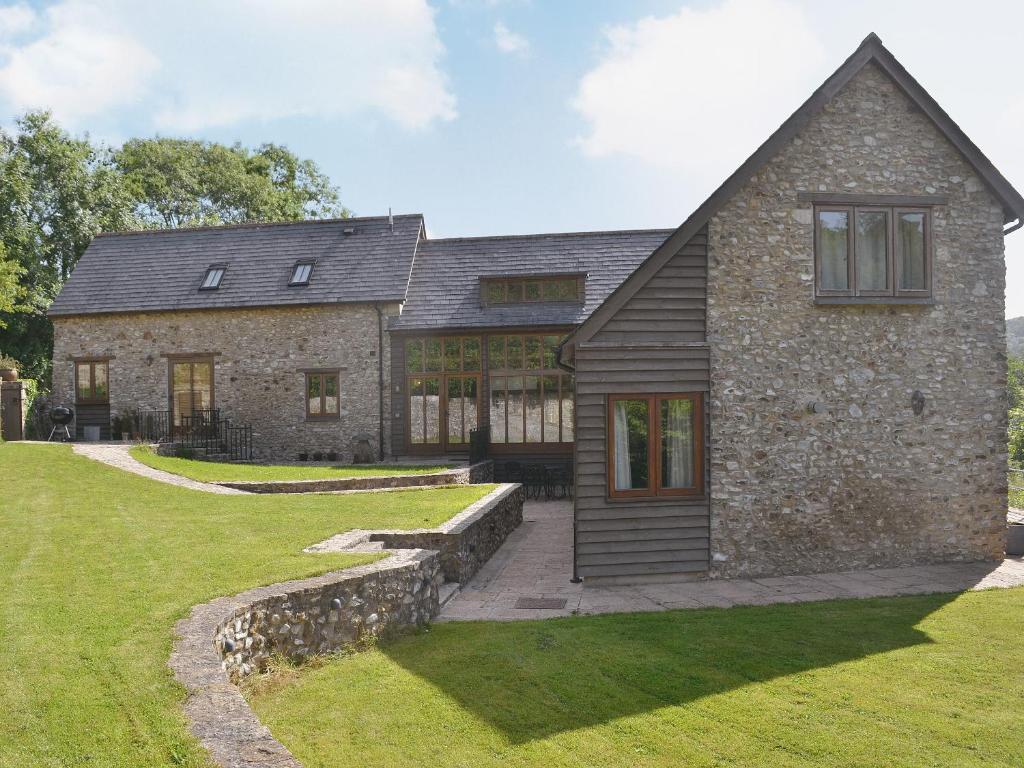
[514,597,567,610]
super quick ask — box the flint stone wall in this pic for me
[706,63,1008,578]
[215,460,494,494]
[51,303,399,461]
[372,482,525,583]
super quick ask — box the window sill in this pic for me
[604,493,708,505]
[814,296,934,306]
[305,415,340,422]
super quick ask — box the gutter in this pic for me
[1005,218,1023,236]
[555,340,582,584]
[374,304,386,461]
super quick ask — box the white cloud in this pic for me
[494,21,529,55]
[572,0,823,191]
[0,2,36,38]
[0,0,456,131]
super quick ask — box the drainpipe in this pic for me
[557,339,583,584]
[374,303,386,461]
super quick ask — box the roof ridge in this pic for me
[94,213,424,238]
[425,227,674,244]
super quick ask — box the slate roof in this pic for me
[390,229,673,332]
[48,214,424,316]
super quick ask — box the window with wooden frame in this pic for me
[305,370,340,420]
[481,275,584,306]
[814,204,932,301]
[607,393,703,499]
[75,360,109,404]
[488,334,574,445]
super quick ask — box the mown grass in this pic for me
[0,443,492,767]
[249,589,1024,768]
[129,445,453,482]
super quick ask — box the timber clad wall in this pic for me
[574,229,710,580]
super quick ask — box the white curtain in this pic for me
[614,401,632,491]
[662,399,693,489]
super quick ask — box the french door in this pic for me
[408,373,479,453]
[169,358,214,429]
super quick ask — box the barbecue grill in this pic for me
[48,406,74,442]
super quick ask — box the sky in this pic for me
[0,0,1022,316]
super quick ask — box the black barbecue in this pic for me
[48,406,74,442]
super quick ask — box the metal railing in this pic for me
[128,408,252,462]
[133,410,170,442]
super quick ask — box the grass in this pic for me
[129,445,453,483]
[0,443,493,767]
[249,589,1024,768]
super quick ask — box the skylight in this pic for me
[200,266,225,290]
[289,261,314,286]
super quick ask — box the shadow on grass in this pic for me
[382,592,957,744]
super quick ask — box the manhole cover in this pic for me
[515,597,567,610]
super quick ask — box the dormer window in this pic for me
[289,261,314,286]
[200,265,225,290]
[481,274,584,306]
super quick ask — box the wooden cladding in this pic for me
[606,393,704,500]
[814,203,932,301]
[480,274,584,306]
[75,360,109,405]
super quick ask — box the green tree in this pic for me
[116,138,347,228]
[1010,356,1024,465]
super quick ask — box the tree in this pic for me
[0,243,26,322]
[1010,356,1024,466]
[116,138,347,228]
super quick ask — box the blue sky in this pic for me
[1,0,1022,315]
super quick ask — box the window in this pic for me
[405,336,481,447]
[607,393,703,499]
[75,360,109,404]
[200,265,225,290]
[289,261,314,286]
[814,204,931,300]
[481,275,583,306]
[305,371,340,420]
[488,334,573,444]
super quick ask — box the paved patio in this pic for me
[439,499,1024,621]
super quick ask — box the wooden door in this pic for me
[407,373,480,454]
[0,384,24,441]
[169,359,214,429]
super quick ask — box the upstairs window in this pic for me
[814,204,931,301]
[481,275,583,306]
[75,360,109,405]
[200,265,225,290]
[289,261,314,286]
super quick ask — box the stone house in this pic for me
[50,35,1024,581]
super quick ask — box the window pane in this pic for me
[525,336,542,370]
[424,377,440,443]
[324,375,338,414]
[489,376,506,443]
[462,338,481,371]
[202,268,223,288]
[524,375,542,442]
[506,376,524,443]
[172,363,191,426]
[307,375,322,415]
[447,377,464,444]
[613,399,649,491]
[409,377,425,444]
[93,363,108,400]
[192,363,212,412]
[818,210,849,290]
[856,210,888,292]
[560,376,574,442]
[444,338,461,372]
[405,339,424,373]
[76,363,92,400]
[541,281,559,301]
[463,377,478,437]
[660,398,696,489]
[898,212,926,290]
[425,338,442,372]
[541,375,560,442]
[524,281,541,301]
[543,336,559,369]
[506,282,523,303]
[507,336,523,370]
[555,279,577,301]
[488,336,505,370]
[486,282,504,304]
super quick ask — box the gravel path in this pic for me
[72,443,247,494]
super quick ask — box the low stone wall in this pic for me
[215,460,493,494]
[372,483,525,583]
[170,551,441,768]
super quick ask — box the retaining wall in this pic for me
[215,460,494,494]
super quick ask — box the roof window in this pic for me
[200,265,225,290]
[481,275,584,306]
[289,261,314,286]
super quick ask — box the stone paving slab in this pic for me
[438,499,1024,622]
[73,443,247,494]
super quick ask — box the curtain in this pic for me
[614,400,632,491]
[662,398,693,489]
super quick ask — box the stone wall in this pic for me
[706,63,1008,578]
[214,460,494,494]
[51,303,400,461]
[372,482,525,583]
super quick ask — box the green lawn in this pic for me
[249,589,1024,768]
[129,445,453,483]
[0,443,492,767]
